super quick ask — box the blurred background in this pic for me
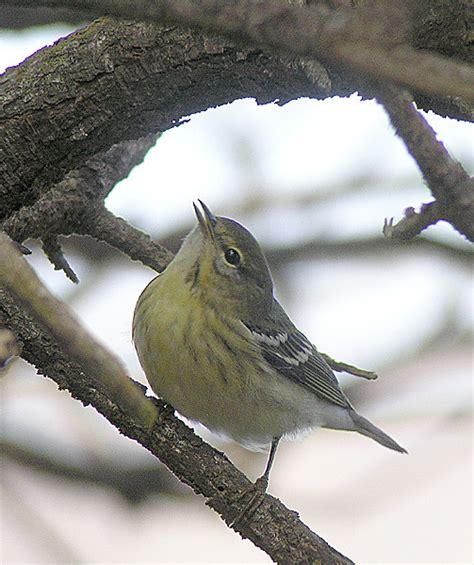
[1,20,473,565]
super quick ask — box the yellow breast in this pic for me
[133,268,318,450]
[133,271,261,436]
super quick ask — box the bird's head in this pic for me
[172,200,274,319]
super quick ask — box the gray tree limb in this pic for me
[0,19,319,220]
[2,0,473,103]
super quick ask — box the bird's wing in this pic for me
[244,302,349,408]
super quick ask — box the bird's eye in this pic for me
[224,248,241,266]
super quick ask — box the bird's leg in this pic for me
[231,437,280,528]
[253,436,279,491]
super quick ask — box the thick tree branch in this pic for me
[1,134,168,271]
[1,1,473,222]
[0,286,353,564]
[376,86,474,241]
[1,2,470,123]
[3,0,473,103]
[0,18,319,220]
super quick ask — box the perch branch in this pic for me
[0,287,353,564]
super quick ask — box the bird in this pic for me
[133,201,406,492]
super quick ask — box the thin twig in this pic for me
[42,236,79,283]
[321,353,378,380]
[383,201,443,240]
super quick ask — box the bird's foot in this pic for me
[230,476,268,529]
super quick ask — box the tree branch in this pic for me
[81,206,173,272]
[1,134,171,274]
[0,233,158,427]
[376,86,474,242]
[1,1,473,222]
[0,18,320,220]
[383,201,443,240]
[3,0,473,103]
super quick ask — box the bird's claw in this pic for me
[230,476,268,529]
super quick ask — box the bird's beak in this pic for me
[193,200,217,241]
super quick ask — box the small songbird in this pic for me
[133,201,406,489]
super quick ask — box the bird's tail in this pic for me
[350,410,407,454]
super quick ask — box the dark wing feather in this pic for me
[244,307,349,408]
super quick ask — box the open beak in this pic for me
[193,200,217,240]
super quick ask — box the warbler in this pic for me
[133,201,406,487]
